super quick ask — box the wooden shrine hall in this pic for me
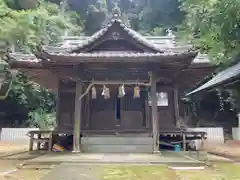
[6,7,215,153]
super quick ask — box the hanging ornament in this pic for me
[118,84,125,98]
[101,85,110,99]
[133,85,140,98]
[91,86,97,99]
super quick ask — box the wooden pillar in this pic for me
[29,133,34,151]
[85,92,90,128]
[55,79,61,129]
[182,132,186,151]
[144,89,149,128]
[150,73,160,153]
[73,81,82,153]
[37,134,41,150]
[173,85,180,125]
[48,131,53,152]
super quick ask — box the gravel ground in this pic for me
[0,141,28,156]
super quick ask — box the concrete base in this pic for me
[153,150,161,155]
[72,150,81,153]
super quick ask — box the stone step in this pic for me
[82,136,153,145]
[82,144,153,153]
[81,136,153,153]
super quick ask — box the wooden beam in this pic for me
[73,81,82,153]
[150,72,160,153]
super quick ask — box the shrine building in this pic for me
[6,8,215,153]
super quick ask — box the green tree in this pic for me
[4,0,39,10]
[180,0,240,64]
[137,0,185,34]
[0,0,83,128]
[0,0,83,52]
[84,2,108,35]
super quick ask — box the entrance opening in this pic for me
[116,97,121,124]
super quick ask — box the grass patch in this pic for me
[101,165,177,180]
[175,163,240,180]
[3,169,51,180]
[100,163,240,180]
[175,168,225,180]
[214,163,240,179]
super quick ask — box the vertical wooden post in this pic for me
[37,134,41,150]
[85,92,90,128]
[48,131,53,152]
[200,132,204,150]
[144,89,149,128]
[55,79,61,130]
[183,132,186,151]
[150,73,160,153]
[29,132,34,151]
[73,81,82,153]
[173,85,180,126]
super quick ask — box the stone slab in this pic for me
[82,136,152,145]
[82,144,153,153]
[81,136,153,153]
[25,152,205,166]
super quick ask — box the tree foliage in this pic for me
[0,0,83,128]
[0,0,83,52]
[180,0,240,64]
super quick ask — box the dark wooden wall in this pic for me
[157,85,175,130]
[56,81,177,133]
[87,85,148,131]
[58,91,75,131]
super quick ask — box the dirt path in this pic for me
[203,140,240,162]
[0,141,28,157]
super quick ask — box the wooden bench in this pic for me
[27,130,74,152]
[27,130,53,152]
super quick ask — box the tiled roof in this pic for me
[187,61,240,95]
[7,53,40,63]
[39,51,197,66]
[59,35,189,53]
[43,51,194,58]
[52,35,210,64]
[66,19,165,53]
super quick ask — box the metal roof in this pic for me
[187,61,240,95]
